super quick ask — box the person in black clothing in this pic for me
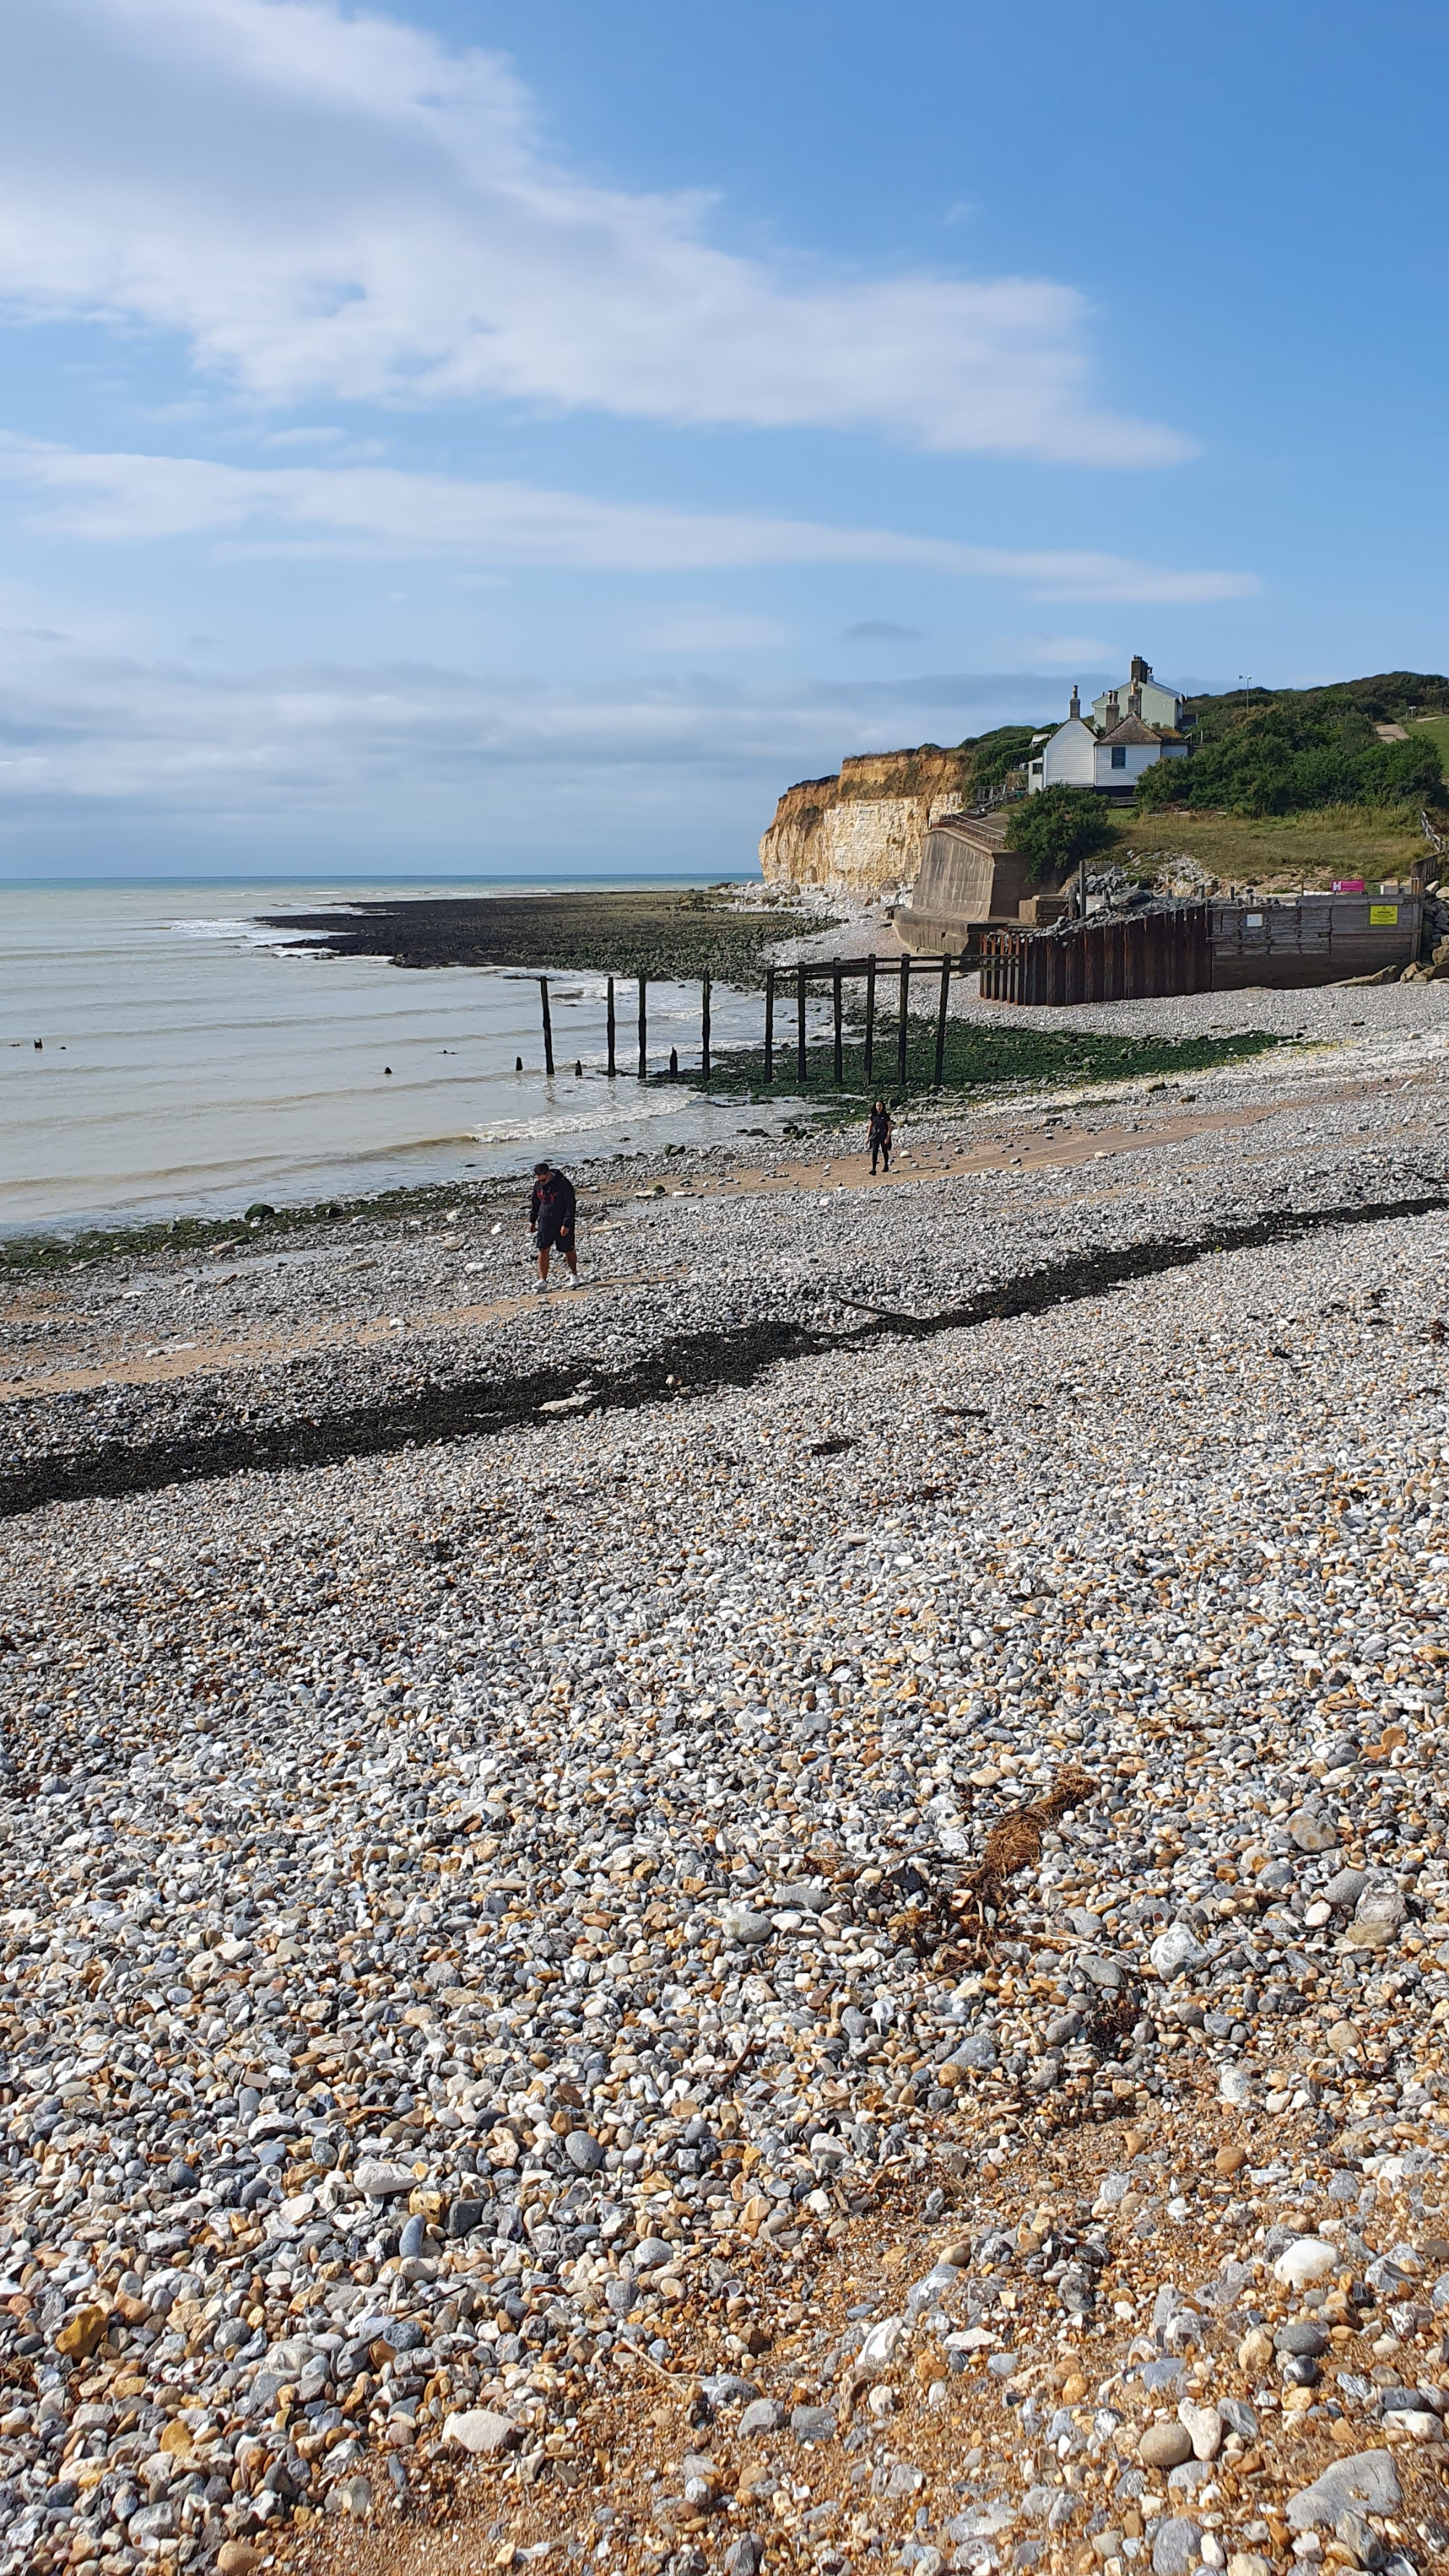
[867,1099,893,1175]
[529,1160,578,1290]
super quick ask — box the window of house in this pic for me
[1109,746,1127,770]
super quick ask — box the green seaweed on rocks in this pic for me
[256,886,824,987]
[684,1020,1291,1102]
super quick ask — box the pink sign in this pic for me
[1332,878,1366,893]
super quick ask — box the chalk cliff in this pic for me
[759,745,979,900]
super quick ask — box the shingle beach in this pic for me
[3,983,1449,2576]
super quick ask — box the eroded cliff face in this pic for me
[759,745,978,899]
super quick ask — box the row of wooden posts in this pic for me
[535,954,963,1091]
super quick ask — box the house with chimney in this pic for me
[1027,656,1190,800]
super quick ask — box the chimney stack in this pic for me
[1069,685,1080,718]
[1129,654,1150,686]
[1104,688,1119,726]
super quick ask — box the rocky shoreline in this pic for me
[253,889,820,992]
[1,1001,1448,2576]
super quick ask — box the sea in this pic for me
[2,878,822,1237]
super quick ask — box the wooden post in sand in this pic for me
[832,965,843,1088]
[796,964,809,1085]
[540,978,554,1077]
[701,978,711,1083]
[863,954,877,1083]
[933,952,952,1090]
[638,975,648,1080]
[606,977,617,1076]
[896,954,911,1090]
[764,969,774,1085]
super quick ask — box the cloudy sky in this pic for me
[1,0,1445,878]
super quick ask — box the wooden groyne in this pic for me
[530,956,966,1091]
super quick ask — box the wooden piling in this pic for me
[796,964,808,1085]
[863,954,877,1083]
[895,955,910,1090]
[606,976,617,1077]
[832,964,843,1088]
[764,968,774,1085]
[701,977,711,1083]
[638,975,648,1080]
[933,951,951,1089]
[540,976,554,1077]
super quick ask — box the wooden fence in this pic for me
[978,893,1424,1005]
[979,906,1211,1006]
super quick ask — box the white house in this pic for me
[1027,664,1190,798]
[1092,654,1185,733]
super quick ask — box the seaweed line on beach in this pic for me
[5,1182,1448,1520]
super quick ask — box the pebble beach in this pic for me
[3,983,1449,2576]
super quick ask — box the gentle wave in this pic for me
[3,880,806,1231]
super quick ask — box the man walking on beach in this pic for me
[867,1099,893,1176]
[530,1160,578,1291]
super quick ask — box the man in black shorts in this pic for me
[529,1160,578,1291]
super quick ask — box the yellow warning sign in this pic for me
[1369,904,1399,925]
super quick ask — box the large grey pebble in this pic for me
[1151,2519,1201,2576]
[739,2399,785,2438]
[1287,2452,1401,2530]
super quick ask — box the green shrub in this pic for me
[1005,784,1119,880]
[1136,699,1444,816]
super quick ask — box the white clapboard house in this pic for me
[1027,657,1190,799]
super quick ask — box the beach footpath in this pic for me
[0,996,1448,2576]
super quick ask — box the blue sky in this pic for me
[1,0,1445,878]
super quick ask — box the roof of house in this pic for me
[1098,712,1166,747]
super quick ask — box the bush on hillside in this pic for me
[1136,701,1443,816]
[963,723,1042,795]
[1005,785,1119,881]
[1185,670,1449,736]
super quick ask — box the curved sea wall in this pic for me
[758,745,977,900]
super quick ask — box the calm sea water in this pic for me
[2,880,818,1234]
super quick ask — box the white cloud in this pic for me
[0,0,1189,464]
[0,635,1069,835]
[0,438,1258,602]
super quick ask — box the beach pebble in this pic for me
[1140,2422,1195,2469]
[1289,1810,1337,1853]
[1150,1926,1206,1980]
[790,2404,838,2443]
[1286,2452,1401,2529]
[2,1031,1448,2573]
[1274,2238,1340,2288]
[443,2409,517,2456]
[739,2400,785,2438]
[1151,2517,1202,2575]
[1275,2320,1328,2357]
[1347,1884,1407,1951]
[724,2540,764,2576]
[355,2159,418,2198]
[1177,2402,1223,2462]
